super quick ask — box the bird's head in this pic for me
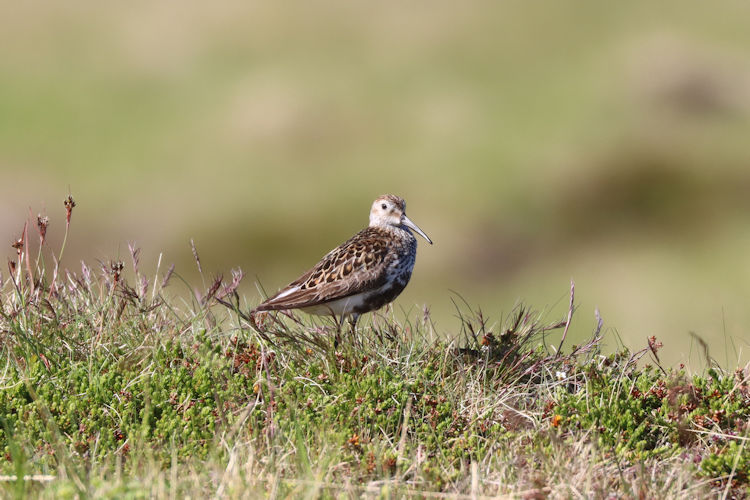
[369,194,432,244]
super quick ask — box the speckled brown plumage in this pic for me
[252,194,432,322]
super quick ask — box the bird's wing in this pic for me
[253,228,390,313]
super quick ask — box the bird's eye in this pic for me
[381,203,387,210]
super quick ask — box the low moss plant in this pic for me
[0,198,748,498]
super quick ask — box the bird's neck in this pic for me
[370,223,415,241]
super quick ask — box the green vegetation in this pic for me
[1,204,748,498]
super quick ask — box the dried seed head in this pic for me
[202,275,223,305]
[111,261,124,284]
[64,196,76,223]
[190,238,202,274]
[81,261,92,284]
[11,238,23,251]
[138,275,148,298]
[37,215,49,243]
[128,243,141,274]
[217,267,245,300]
[161,263,175,288]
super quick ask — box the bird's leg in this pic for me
[332,313,343,349]
[348,313,360,335]
[333,314,359,348]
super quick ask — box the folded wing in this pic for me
[253,228,390,313]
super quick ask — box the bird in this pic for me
[251,194,432,329]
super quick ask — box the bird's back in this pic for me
[253,226,416,315]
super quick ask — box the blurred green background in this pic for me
[2,1,750,368]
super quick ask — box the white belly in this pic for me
[301,292,370,317]
[300,280,396,317]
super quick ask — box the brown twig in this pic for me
[555,279,575,357]
[23,221,35,297]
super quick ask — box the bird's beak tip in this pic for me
[401,214,433,245]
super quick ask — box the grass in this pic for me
[1,200,749,499]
